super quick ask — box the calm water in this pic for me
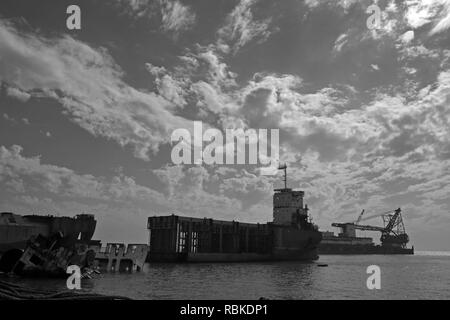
[4,252,450,299]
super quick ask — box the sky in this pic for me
[0,0,449,251]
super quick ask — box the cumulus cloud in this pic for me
[0,143,267,226]
[0,19,193,160]
[152,164,254,221]
[0,144,164,202]
[277,70,450,230]
[0,144,173,242]
[0,145,257,239]
[146,47,240,117]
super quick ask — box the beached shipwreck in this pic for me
[0,212,148,277]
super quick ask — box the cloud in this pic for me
[0,19,193,160]
[0,144,260,238]
[159,0,196,35]
[145,63,187,107]
[278,69,450,231]
[3,113,14,123]
[145,48,240,119]
[220,169,272,194]
[196,49,238,87]
[153,164,250,221]
[217,0,274,54]
[0,144,246,227]
[192,81,228,113]
[405,0,444,29]
[211,64,450,232]
[0,144,163,203]
[304,0,359,12]
[429,3,450,35]
[113,0,196,36]
[404,0,450,36]
[5,86,31,102]
[333,33,348,53]
[0,144,173,242]
[400,30,415,43]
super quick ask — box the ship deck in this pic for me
[147,215,272,262]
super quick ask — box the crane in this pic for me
[331,208,410,248]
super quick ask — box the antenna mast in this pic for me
[278,164,287,189]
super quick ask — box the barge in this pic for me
[318,209,414,255]
[147,165,322,262]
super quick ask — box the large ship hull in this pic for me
[147,215,321,263]
[147,176,323,263]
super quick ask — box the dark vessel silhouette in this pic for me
[147,165,322,262]
[0,212,96,266]
[319,208,414,255]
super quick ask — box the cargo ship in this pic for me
[318,209,414,255]
[147,165,322,262]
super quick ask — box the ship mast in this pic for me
[278,164,287,189]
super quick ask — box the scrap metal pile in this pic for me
[0,232,96,277]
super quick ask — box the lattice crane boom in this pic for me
[331,207,409,248]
